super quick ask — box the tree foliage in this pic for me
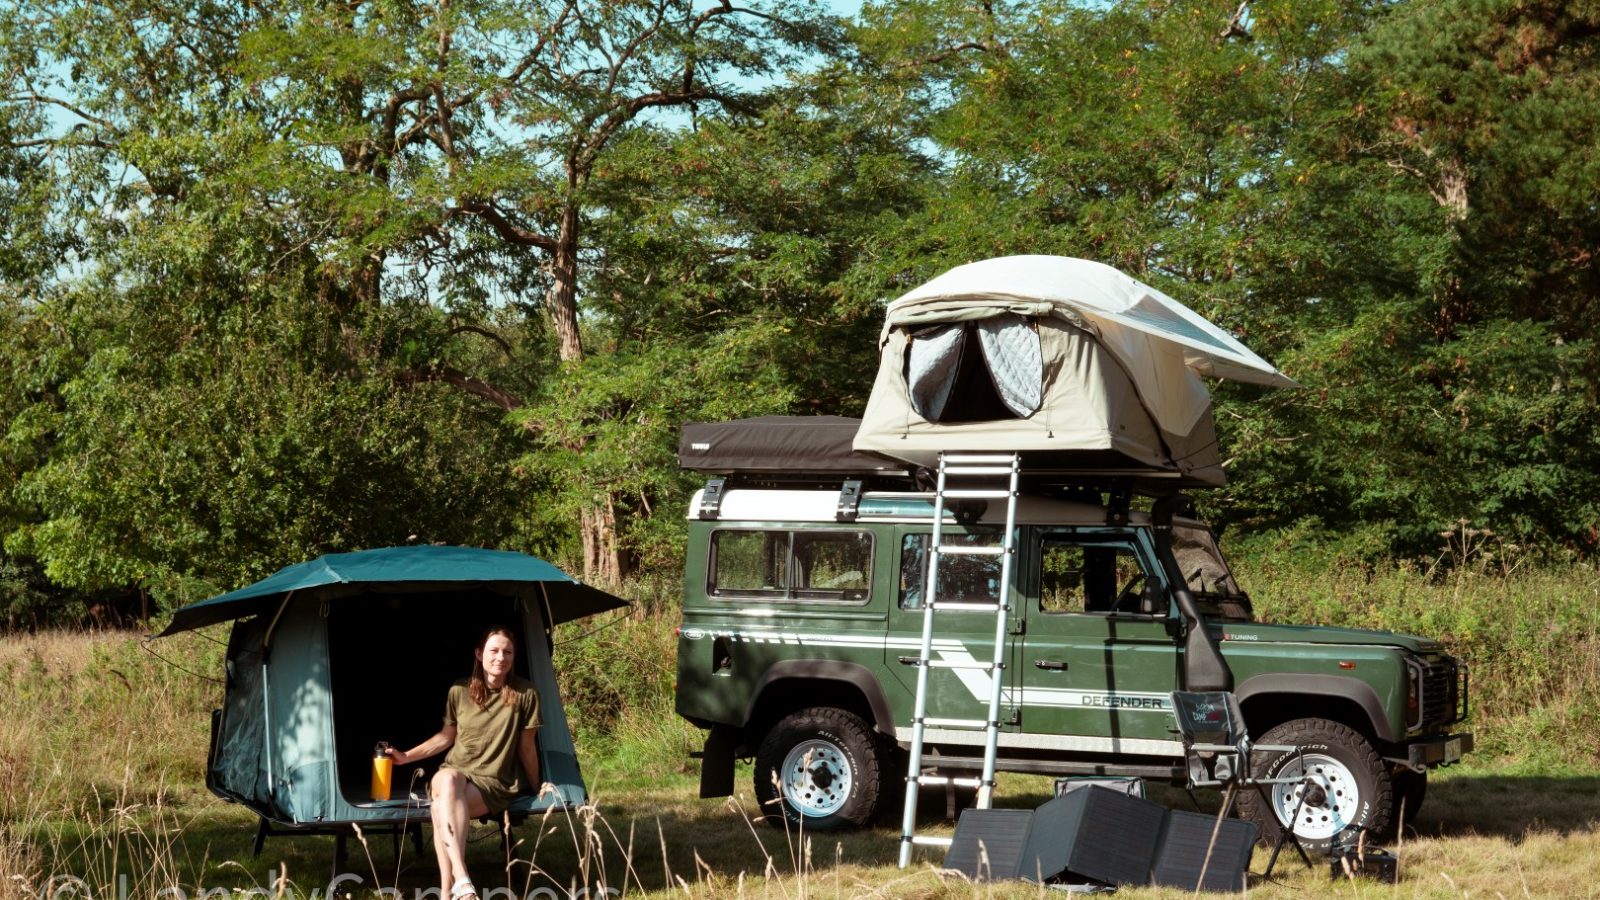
[848,0,1600,557]
[0,0,862,610]
[3,0,1600,626]
[1216,0,1600,553]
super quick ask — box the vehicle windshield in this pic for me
[1172,524,1253,621]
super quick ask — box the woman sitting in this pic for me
[388,626,543,900]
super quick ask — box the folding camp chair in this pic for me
[1169,691,1316,877]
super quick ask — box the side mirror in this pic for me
[1139,584,1164,616]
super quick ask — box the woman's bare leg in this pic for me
[429,795,453,898]
[431,768,490,895]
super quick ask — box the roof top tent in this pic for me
[154,546,627,856]
[853,255,1297,487]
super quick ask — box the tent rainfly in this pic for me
[155,545,627,839]
[853,255,1297,485]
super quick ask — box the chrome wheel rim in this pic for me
[780,739,853,818]
[1270,752,1362,841]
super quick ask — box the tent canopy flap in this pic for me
[908,325,964,421]
[975,315,1043,418]
[156,545,627,637]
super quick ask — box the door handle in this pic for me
[1034,660,1068,671]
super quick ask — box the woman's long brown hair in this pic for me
[469,625,517,709]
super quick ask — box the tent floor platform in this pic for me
[250,803,567,878]
[250,816,428,877]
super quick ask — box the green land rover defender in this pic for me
[673,419,1471,852]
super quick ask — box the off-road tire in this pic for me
[1236,718,1393,853]
[1392,769,1427,829]
[754,707,886,831]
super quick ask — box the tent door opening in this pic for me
[325,591,536,808]
[906,315,1042,423]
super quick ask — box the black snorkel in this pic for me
[1152,494,1233,692]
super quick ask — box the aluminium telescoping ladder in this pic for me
[897,451,1022,868]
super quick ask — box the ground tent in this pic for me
[155,545,627,840]
[854,256,1296,485]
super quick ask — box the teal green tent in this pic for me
[157,546,627,833]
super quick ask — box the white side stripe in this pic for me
[686,629,1175,712]
[895,728,1183,757]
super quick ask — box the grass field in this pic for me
[4,558,1600,898]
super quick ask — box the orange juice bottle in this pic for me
[371,742,394,801]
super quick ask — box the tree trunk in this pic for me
[579,498,628,589]
[548,205,584,363]
[549,203,630,586]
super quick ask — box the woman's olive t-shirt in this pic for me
[441,675,541,812]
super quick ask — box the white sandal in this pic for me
[449,876,477,900]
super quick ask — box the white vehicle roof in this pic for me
[686,487,1198,529]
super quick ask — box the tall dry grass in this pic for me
[0,631,221,820]
[1234,551,1600,768]
[552,578,701,784]
[4,557,1600,898]
[0,825,41,900]
[0,630,224,898]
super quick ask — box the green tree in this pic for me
[846,0,1600,556]
[1216,0,1600,554]
[1350,0,1600,340]
[0,0,846,600]
[512,70,935,572]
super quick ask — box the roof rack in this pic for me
[694,471,923,521]
[694,473,1160,528]
[679,417,1214,495]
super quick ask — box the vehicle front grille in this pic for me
[1409,656,1465,730]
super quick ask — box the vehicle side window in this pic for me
[1040,542,1087,612]
[793,532,872,600]
[899,532,1002,610]
[1040,538,1148,614]
[711,530,787,594]
[1171,526,1242,596]
[710,529,871,603]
